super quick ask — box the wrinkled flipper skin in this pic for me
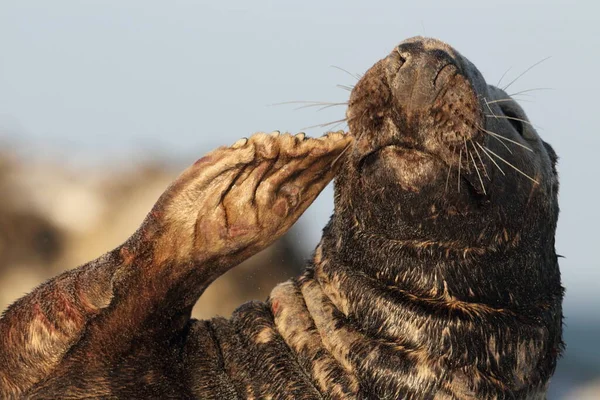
[0,131,352,398]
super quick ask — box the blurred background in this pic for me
[0,1,596,398]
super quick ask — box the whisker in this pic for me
[298,103,348,112]
[484,98,498,120]
[478,126,513,154]
[511,93,535,99]
[331,65,362,81]
[470,140,489,179]
[329,120,347,131]
[337,84,354,92]
[479,126,534,152]
[502,56,551,91]
[483,146,539,184]
[457,148,462,193]
[301,118,348,130]
[463,138,471,173]
[476,143,506,176]
[485,114,536,128]
[316,103,348,112]
[445,146,456,193]
[269,101,348,113]
[331,141,353,167]
[496,67,512,88]
[270,100,346,107]
[468,148,487,195]
[485,98,529,105]
[508,87,554,97]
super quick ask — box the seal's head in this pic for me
[332,37,561,308]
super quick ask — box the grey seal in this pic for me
[0,37,562,399]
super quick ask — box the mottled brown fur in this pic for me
[0,37,562,399]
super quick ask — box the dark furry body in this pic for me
[0,37,562,399]
[18,229,561,399]
[182,227,561,399]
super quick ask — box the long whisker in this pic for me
[331,141,353,167]
[270,100,346,107]
[301,118,348,130]
[331,65,362,81]
[445,146,456,193]
[478,126,513,154]
[470,140,489,179]
[487,98,511,107]
[485,98,533,105]
[483,146,539,184]
[479,126,534,152]
[496,67,512,87]
[484,102,540,135]
[317,104,347,112]
[468,147,487,195]
[485,114,536,128]
[337,84,354,92]
[463,138,471,173]
[299,103,347,112]
[476,143,506,176]
[502,56,551,91]
[484,98,498,120]
[457,148,462,193]
[508,88,553,97]
[329,120,347,131]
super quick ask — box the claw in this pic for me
[232,138,248,148]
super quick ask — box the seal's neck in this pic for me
[321,215,561,312]
[303,219,563,397]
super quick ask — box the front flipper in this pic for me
[0,131,352,398]
[145,131,352,311]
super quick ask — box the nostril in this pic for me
[433,63,455,87]
[387,49,409,75]
[396,49,410,68]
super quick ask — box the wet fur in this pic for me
[0,38,562,399]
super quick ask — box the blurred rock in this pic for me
[0,152,305,319]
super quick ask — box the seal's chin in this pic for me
[359,145,442,192]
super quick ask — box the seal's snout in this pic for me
[347,36,485,184]
[386,40,458,112]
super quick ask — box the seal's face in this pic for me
[339,37,559,250]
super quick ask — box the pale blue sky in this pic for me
[0,0,597,329]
